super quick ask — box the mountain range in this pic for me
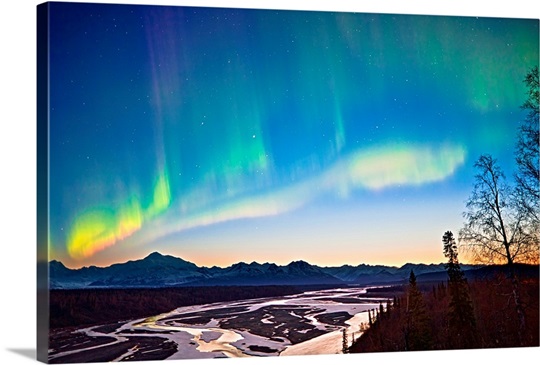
[49,251,483,289]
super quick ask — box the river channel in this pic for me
[49,287,390,362]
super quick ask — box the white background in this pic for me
[0,1,538,364]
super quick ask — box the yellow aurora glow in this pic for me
[67,209,117,260]
[67,169,171,259]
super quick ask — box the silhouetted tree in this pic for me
[437,282,447,299]
[442,230,477,348]
[459,155,536,265]
[459,67,540,344]
[394,296,400,309]
[342,328,348,353]
[349,273,539,353]
[404,271,432,351]
[516,67,539,217]
[459,155,529,344]
[514,66,540,263]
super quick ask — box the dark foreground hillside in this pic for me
[49,284,338,329]
[349,264,539,352]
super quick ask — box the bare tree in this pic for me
[459,155,537,265]
[459,155,535,345]
[515,66,539,252]
[516,66,539,206]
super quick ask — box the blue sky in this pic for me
[47,3,538,268]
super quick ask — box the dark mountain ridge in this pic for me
[50,251,488,289]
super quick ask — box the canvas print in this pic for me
[37,1,539,363]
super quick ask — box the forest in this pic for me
[348,262,538,351]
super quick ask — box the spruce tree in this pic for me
[443,231,478,348]
[342,328,348,353]
[404,270,432,351]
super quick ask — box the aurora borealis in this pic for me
[48,3,539,268]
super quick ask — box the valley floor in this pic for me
[49,287,390,362]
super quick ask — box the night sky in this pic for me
[48,3,538,268]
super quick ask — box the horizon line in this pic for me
[50,250,467,270]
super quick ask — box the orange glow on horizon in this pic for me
[55,246,449,270]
